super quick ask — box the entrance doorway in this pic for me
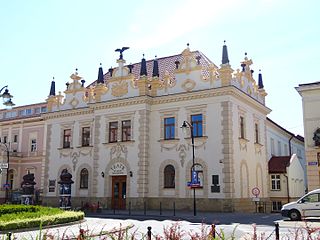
[111,176,127,210]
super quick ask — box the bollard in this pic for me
[173,202,175,216]
[6,232,12,240]
[275,222,279,240]
[147,226,152,240]
[210,224,216,238]
[144,201,146,215]
[160,202,162,215]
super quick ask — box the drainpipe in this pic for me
[284,174,290,203]
[289,135,294,156]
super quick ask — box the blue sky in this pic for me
[1,0,319,136]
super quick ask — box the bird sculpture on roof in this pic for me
[115,47,130,60]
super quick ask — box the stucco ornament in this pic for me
[313,128,320,146]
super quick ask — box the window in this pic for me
[49,180,56,192]
[302,193,320,203]
[25,109,32,115]
[271,174,281,190]
[254,123,259,143]
[34,108,40,114]
[19,110,26,116]
[109,122,118,143]
[80,168,89,189]
[191,114,203,137]
[164,165,175,188]
[278,141,282,156]
[240,116,245,139]
[122,120,131,141]
[30,139,37,152]
[211,175,220,193]
[271,138,275,155]
[63,129,71,148]
[284,144,288,155]
[41,106,47,113]
[13,135,18,143]
[3,136,7,143]
[164,117,175,140]
[272,201,282,212]
[81,127,90,147]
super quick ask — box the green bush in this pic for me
[0,205,84,231]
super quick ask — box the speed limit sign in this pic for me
[252,187,260,197]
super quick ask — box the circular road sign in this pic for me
[252,187,260,197]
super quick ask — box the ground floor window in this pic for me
[272,201,282,212]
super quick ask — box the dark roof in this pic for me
[267,117,304,142]
[298,81,320,87]
[268,156,291,173]
[89,50,215,87]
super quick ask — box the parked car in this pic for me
[281,188,320,221]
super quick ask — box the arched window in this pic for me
[80,168,89,189]
[164,165,175,188]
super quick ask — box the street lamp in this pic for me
[0,142,10,203]
[181,120,197,216]
[0,86,15,107]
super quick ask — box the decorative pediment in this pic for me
[111,81,129,97]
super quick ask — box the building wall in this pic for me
[296,82,320,191]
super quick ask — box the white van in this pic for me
[281,189,320,221]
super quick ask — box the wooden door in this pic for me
[111,176,127,210]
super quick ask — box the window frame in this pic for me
[164,165,175,188]
[254,123,259,143]
[63,129,71,148]
[121,120,131,142]
[81,127,90,147]
[80,168,89,189]
[271,174,281,190]
[109,121,118,143]
[191,114,203,138]
[240,116,245,139]
[164,117,175,140]
[30,139,37,152]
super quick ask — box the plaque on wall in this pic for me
[109,162,127,176]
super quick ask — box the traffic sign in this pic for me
[252,187,260,197]
[0,163,8,169]
[3,183,10,189]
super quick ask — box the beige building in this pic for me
[296,81,320,191]
[42,44,271,212]
[0,103,47,203]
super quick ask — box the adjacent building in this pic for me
[296,81,320,191]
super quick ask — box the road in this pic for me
[1,211,320,239]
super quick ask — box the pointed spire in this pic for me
[152,55,159,77]
[258,69,264,89]
[140,54,147,76]
[221,40,229,64]
[49,77,56,96]
[97,63,104,84]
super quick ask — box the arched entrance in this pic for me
[109,162,127,210]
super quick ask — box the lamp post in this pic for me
[181,120,197,216]
[0,142,10,203]
[0,86,15,107]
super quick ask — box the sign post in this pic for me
[252,187,261,213]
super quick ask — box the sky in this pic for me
[0,0,319,136]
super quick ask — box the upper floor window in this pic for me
[278,141,282,156]
[80,168,89,189]
[30,139,37,152]
[63,129,71,148]
[191,114,203,137]
[3,136,7,143]
[82,127,90,147]
[25,109,32,115]
[271,138,275,155]
[164,165,175,188]
[254,123,259,143]
[271,174,281,190]
[13,135,18,143]
[121,120,131,142]
[240,116,245,139]
[109,122,118,143]
[41,106,47,113]
[164,117,175,140]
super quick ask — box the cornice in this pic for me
[43,108,94,120]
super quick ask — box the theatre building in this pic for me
[2,43,273,212]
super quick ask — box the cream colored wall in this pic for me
[288,154,305,198]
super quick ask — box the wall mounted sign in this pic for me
[109,162,127,176]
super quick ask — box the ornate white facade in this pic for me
[42,44,271,212]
